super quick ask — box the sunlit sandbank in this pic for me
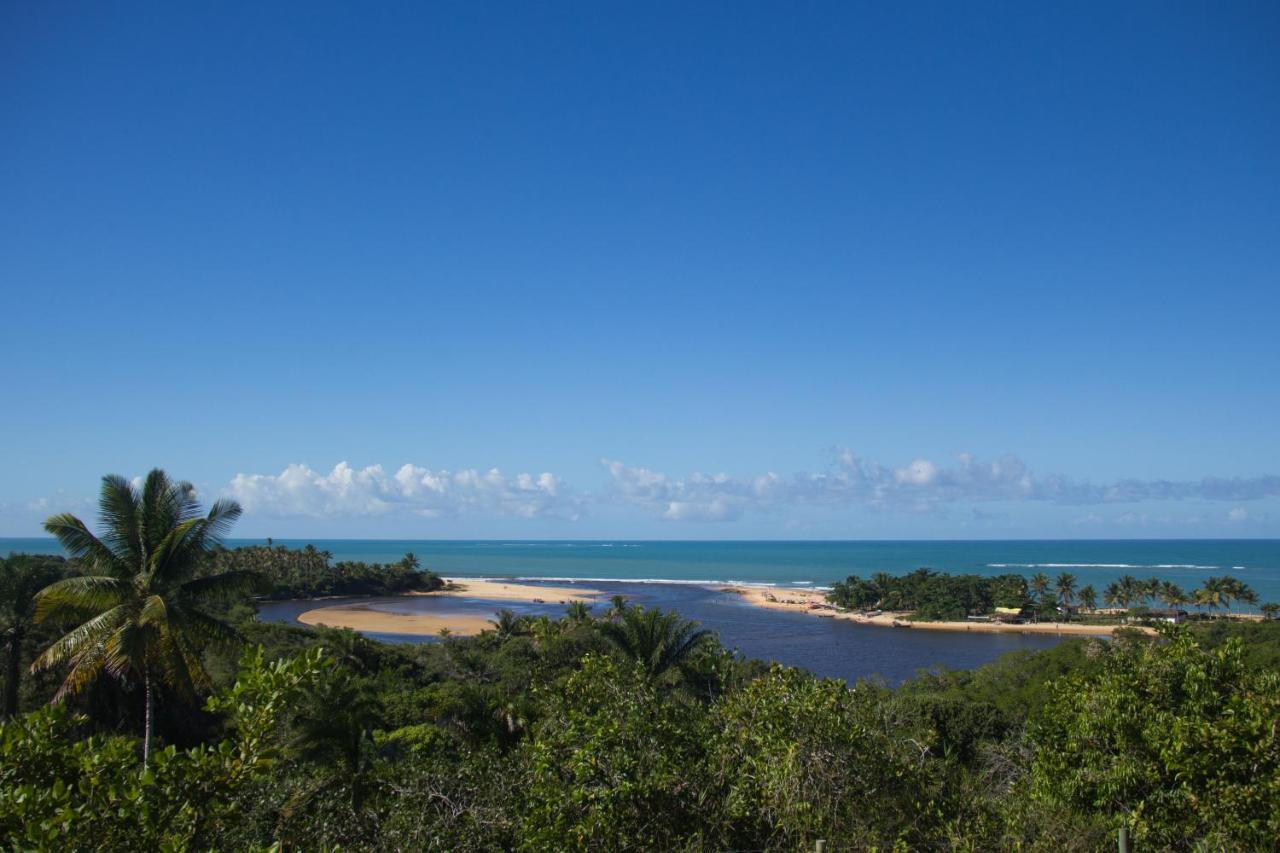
[296,578,602,636]
[726,585,1149,636]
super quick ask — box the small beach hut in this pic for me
[1146,608,1188,624]
[992,606,1027,624]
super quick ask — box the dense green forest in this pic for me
[209,541,445,599]
[829,567,1268,623]
[2,472,1279,850]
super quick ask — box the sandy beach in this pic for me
[296,578,603,637]
[298,605,494,636]
[430,578,602,603]
[727,585,1141,636]
[292,576,1143,639]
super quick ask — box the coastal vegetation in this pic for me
[1,471,1278,849]
[209,541,444,599]
[828,567,1267,624]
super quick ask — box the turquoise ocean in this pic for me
[10,537,1278,681]
[5,538,1279,606]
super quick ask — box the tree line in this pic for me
[828,567,1270,622]
[1,470,1278,849]
[208,541,444,599]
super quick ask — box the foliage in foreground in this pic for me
[3,613,1278,850]
[1028,630,1280,848]
[0,646,327,851]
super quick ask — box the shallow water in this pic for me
[256,580,1070,684]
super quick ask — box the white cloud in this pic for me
[226,461,583,520]
[1227,506,1249,522]
[602,450,1280,521]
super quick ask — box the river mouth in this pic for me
[256,578,1069,684]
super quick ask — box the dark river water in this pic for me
[256,580,1072,684]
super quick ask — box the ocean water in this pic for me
[13,537,1276,681]
[5,538,1278,604]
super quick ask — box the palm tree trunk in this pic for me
[143,670,154,768]
[3,625,23,720]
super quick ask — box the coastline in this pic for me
[295,578,602,637]
[428,578,602,603]
[724,585,1144,637]
[286,576,1150,639]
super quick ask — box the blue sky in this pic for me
[2,2,1278,539]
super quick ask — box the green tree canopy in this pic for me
[33,470,261,764]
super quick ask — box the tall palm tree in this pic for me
[1054,572,1077,618]
[1116,575,1140,610]
[31,470,259,765]
[1027,573,1050,622]
[1191,586,1213,617]
[1220,576,1256,612]
[1,555,68,719]
[598,606,713,681]
[871,572,894,606]
[1140,577,1162,607]
[1102,582,1120,610]
[1158,581,1187,610]
[1078,584,1097,614]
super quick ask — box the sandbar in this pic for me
[298,605,493,636]
[425,578,602,603]
[727,585,1146,636]
[295,578,602,637]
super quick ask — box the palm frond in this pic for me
[42,514,122,574]
[173,604,242,648]
[138,593,170,629]
[96,474,142,566]
[179,569,266,603]
[200,498,243,545]
[102,618,147,681]
[31,604,131,674]
[146,516,207,581]
[54,643,109,702]
[151,616,202,701]
[33,575,128,624]
[139,470,203,555]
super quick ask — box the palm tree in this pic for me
[1192,585,1216,617]
[1116,575,1140,610]
[607,594,629,617]
[1262,603,1279,621]
[1141,577,1163,607]
[489,608,527,641]
[491,689,534,747]
[530,615,557,647]
[598,606,713,681]
[31,470,258,765]
[1221,576,1256,613]
[1,556,68,719]
[1158,581,1187,610]
[1054,572,1077,620]
[1102,582,1120,610]
[871,572,894,606]
[1028,573,1050,622]
[1078,584,1097,614]
[565,600,592,623]
[288,668,384,811]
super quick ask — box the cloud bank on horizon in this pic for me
[227,462,584,521]
[217,450,1280,525]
